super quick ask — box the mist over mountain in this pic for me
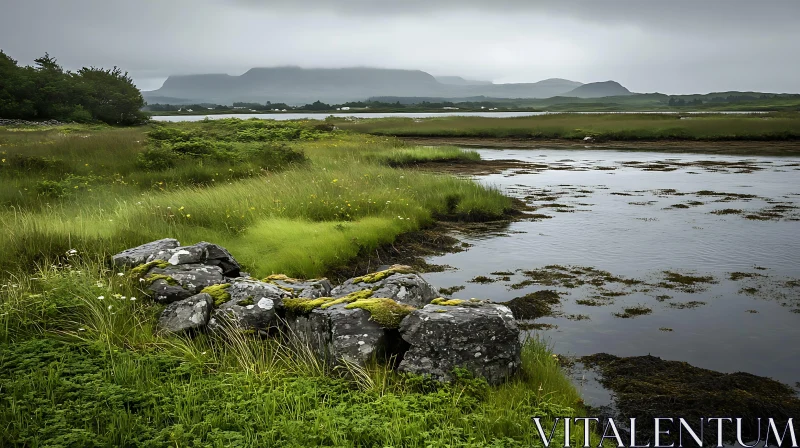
[563,80,632,98]
[434,76,493,86]
[143,67,602,105]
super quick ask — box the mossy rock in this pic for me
[344,298,416,328]
[431,298,464,306]
[284,289,374,315]
[237,296,255,306]
[431,298,486,307]
[263,274,298,284]
[351,265,413,284]
[143,273,179,287]
[131,259,170,278]
[201,283,231,306]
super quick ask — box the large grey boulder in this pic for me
[157,293,214,334]
[284,304,387,367]
[146,241,241,277]
[207,279,291,334]
[398,302,521,385]
[331,267,439,308]
[112,238,180,267]
[145,264,225,304]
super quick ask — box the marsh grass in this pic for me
[0,121,509,276]
[336,113,800,141]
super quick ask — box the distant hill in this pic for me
[143,67,598,105]
[563,81,633,98]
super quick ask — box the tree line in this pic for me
[0,51,147,125]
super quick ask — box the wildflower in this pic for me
[130,297,137,301]
[67,249,78,256]
[97,295,105,300]
[78,327,86,331]
[185,214,191,218]
[108,305,113,310]
[117,272,124,277]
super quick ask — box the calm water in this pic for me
[419,148,800,400]
[152,111,766,122]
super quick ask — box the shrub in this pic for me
[35,180,67,198]
[136,147,176,171]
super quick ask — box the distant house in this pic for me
[340,107,351,111]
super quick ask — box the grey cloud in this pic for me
[0,0,798,94]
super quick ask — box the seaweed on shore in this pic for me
[580,353,800,445]
[504,290,562,320]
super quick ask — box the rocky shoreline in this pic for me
[113,238,522,385]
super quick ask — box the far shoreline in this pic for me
[398,136,800,156]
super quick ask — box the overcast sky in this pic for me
[1,0,798,94]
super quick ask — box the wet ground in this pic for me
[418,148,800,406]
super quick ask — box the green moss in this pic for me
[130,259,170,277]
[143,273,179,287]
[345,298,416,328]
[284,297,334,314]
[237,296,255,306]
[431,298,464,306]
[263,274,298,283]
[351,265,413,284]
[284,290,375,314]
[201,283,231,306]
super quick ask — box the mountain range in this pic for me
[142,67,633,105]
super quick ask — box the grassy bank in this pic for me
[0,119,593,446]
[334,112,800,141]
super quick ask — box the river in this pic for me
[151,111,766,122]
[418,148,800,404]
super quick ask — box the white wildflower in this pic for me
[97,295,104,300]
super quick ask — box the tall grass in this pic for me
[0,122,506,277]
[336,113,800,140]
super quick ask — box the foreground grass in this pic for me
[0,253,590,447]
[334,112,800,141]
